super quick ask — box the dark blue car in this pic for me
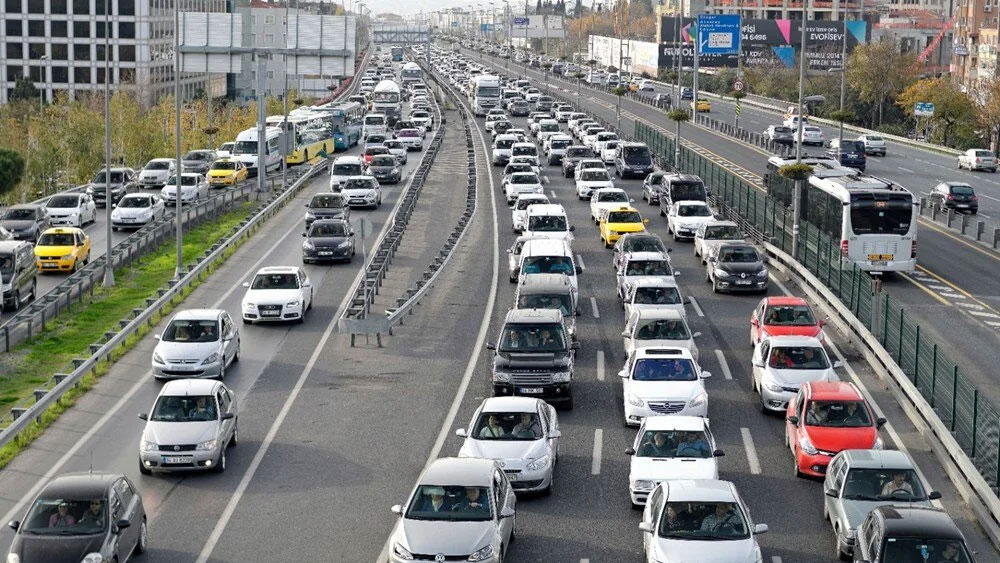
[827,139,867,172]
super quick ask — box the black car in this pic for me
[930,181,978,214]
[87,168,137,207]
[302,219,356,263]
[706,242,769,293]
[641,171,667,205]
[0,204,50,242]
[7,472,147,563]
[509,100,531,116]
[614,142,654,179]
[562,145,597,178]
[304,193,350,227]
[367,154,402,184]
[853,506,976,563]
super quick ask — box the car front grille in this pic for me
[647,401,687,414]
[510,373,553,385]
[158,444,197,451]
[409,554,468,562]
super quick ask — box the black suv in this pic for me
[561,145,597,178]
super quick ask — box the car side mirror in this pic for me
[115,519,131,532]
[575,266,583,275]
[390,504,404,515]
[712,448,725,457]
[876,417,887,428]
[929,491,942,500]
[301,232,307,237]
[643,219,649,225]
[569,225,576,232]
[700,371,712,379]
[752,359,764,368]
[8,520,19,531]
[825,488,839,498]
[638,522,654,533]
[625,447,636,455]
[707,256,716,262]
[112,204,117,209]
[618,369,628,379]
[455,428,468,438]
[138,412,148,420]
[486,342,496,351]
[786,415,800,425]
[153,334,161,340]
[621,330,629,337]
[242,281,251,288]
[753,523,768,535]
[571,341,580,350]
[500,507,515,519]
[221,412,235,420]
[693,331,702,338]
[303,281,312,288]
[819,318,827,327]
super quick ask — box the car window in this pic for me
[115,478,134,507]
[636,430,712,458]
[632,358,697,381]
[635,318,690,340]
[768,346,830,369]
[405,485,491,521]
[658,501,750,540]
[151,394,218,422]
[162,319,219,342]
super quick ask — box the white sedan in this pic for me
[797,125,824,146]
[666,200,715,241]
[589,187,631,223]
[509,155,541,176]
[111,193,165,230]
[620,347,710,427]
[627,416,722,508]
[45,193,98,227]
[575,167,614,200]
[241,266,313,324]
[456,396,560,495]
[504,172,544,205]
[161,173,209,205]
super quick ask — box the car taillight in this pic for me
[976,157,982,163]
[911,240,917,258]
[947,194,954,200]
[841,240,849,257]
[972,195,979,201]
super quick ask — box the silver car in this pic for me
[138,378,238,474]
[389,458,516,563]
[151,309,240,380]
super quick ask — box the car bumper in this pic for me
[493,381,572,404]
[714,276,768,292]
[864,147,885,156]
[113,217,154,228]
[795,449,834,477]
[344,193,379,207]
[139,179,166,188]
[945,202,978,212]
[504,465,552,492]
[630,484,655,506]
[760,387,796,412]
[209,176,239,187]
[140,447,223,472]
[303,246,353,261]
[390,553,500,563]
[48,217,79,226]
[36,258,76,271]
[152,361,223,379]
[243,305,304,322]
[620,167,652,178]
[624,401,707,427]
[672,226,697,240]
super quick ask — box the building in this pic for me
[702,0,863,20]
[1,0,227,106]
[953,0,997,91]
[976,26,997,88]
[875,8,953,74]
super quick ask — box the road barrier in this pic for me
[918,198,1000,251]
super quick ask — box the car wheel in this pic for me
[229,419,239,447]
[13,291,21,311]
[214,448,226,473]
[308,290,314,311]
[112,226,118,232]
[712,279,720,293]
[138,458,152,475]
[134,518,148,554]
[233,340,240,363]
[630,499,642,510]
[30,279,37,302]
[84,252,90,266]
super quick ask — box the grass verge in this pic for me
[0,202,253,469]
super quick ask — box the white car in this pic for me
[330,156,365,190]
[616,251,675,302]
[510,142,539,164]
[797,125,824,146]
[111,193,165,230]
[341,175,382,208]
[783,115,808,129]
[161,173,209,205]
[396,129,424,151]
[507,234,540,282]
[509,155,541,176]
[958,148,998,172]
[485,113,507,132]
[693,220,743,264]
[383,140,409,165]
[622,308,699,362]
[601,141,618,164]
[503,172,543,205]
[554,106,574,121]
[751,335,841,413]
[535,120,561,145]
[628,416,722,507]
[589,187,631,223]
[856,134,886,156]
[409,110,433,132]
[524,88,541,102]
[620,347,711,426]
[45,193,97,227]
[492,134,519,165]
[575,167,614,200]
[639,480,767,563]
[591,131,619,154]
[624,277,686,320]
[666,200,715,241]
[241,266,313,324]
[138,158,177,189]
[511,194,550,233]
[215,143,234,159]
[582,128,608,149]
[456,396,561,495]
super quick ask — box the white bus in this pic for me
[233,126,284,176]
[765,156,917,273]
[372,80,401,124]
[400,62,422,86]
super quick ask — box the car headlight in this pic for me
[757,267,769,277]
[61,254,73,260]
[468,544,495,562]
[627,393,644,407]
[633,479,655,491]
[286,300,300,308]
[763,378,785,393]
[526,455,550,471]
[81,553,103,563]
[873,436,884,450]
[552,371,571,383]
[798,433,818,455]
[392,543,414,560]
[305,211,316,220]
[714,268,730,277]
[141,439,158,452]
[202,352,220,365]
[338,240,353,249]
[688,392,707,409]
[243,302,255,310]
[196,439,218,451]
[493,371,511,383]
[303,240,315,251]
[152,351,165,364]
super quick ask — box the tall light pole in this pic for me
[103,0,114,286]
[282,0,291,193]
[673,0,682,107]
[174,0,184,278]
[792,0,808,260]
[38,55,49,113]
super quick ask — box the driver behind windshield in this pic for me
[880,471,914,496]
[700,503,739,533]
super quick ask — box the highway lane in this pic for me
[482,53,1000,408]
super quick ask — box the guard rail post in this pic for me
[994,228,1000,249]
[961,213,970,235]
[976,221,985,241]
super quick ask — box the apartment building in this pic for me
[954,0,1000,91]
[704,0,863,20]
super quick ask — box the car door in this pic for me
[508,240,523,275]
[217,387,235,442]
[824,456,847,532]
[753,339,770,390]
[541,403,559,458]
[219,314,233,364]
[786,391,805,448]
[113,478,142,553]
[641,485,664,552]
[492,470,513,547]
[298,269,312,306]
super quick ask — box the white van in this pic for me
[523,203,575,243]
[233,126,283,177]
[517,238,581,300]
[363,113,388,138]
[329,156,365,191]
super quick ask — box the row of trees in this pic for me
[0,91,305,203]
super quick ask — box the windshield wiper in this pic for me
[844,494,881,501]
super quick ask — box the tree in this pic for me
[573,0,583,16]
[973,76,1000,154]
[0,149,25,197]
[897,78,976,148]
[9,76,39,104]
[846,38,919,127]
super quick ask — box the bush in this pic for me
[0,148,25,197]
[667,109,689,122]
[778,163,813,181]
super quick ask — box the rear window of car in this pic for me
[974,150,993,157]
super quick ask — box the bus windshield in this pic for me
[850,194,912,235]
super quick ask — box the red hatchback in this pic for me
[749,296,825,347]
[785,382,886,478]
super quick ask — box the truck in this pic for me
[471,74,502,117]
[371,80,401,125]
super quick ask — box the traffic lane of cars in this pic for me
[0,140,417,558]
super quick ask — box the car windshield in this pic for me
[669,181,706,201]
[635,319,690,340]
[764,305,816,326]
[842,468,928,501]
[21,498,108,535]
[768,346,829,369]
[718,247,759,263]
[405,485,492,522]
[233,141,257,154]
[311,195,345,209]
[567,147,594,158]
[517,293,571,316]
[366,135,386,144]
[119,197,152,209]
[678,204,711,217]
[3,208,35,220]
[251,273,299,290]
[371,156,396,167]
[310,222,349,237]
[184,151,211,161]
[550,140,570,150]
[540,123,559,132]
[515,198,546,210]
[597,191,628,203]
[950,184,974,196]
[47,195,79,208]
[162,319,219,343]
[704,225,742,240]
[499,322,566,352]
[528,215,567,232]
[625,260,671,276]
[773,127,792,134]
[166,176,198,186]
[384,141,403,150]
[496,139,514,149]
[93,171,124,183]
[634,286,681,305]
[605,142,619,150]
[633,358,696,381]
[521,256,574,275]
[473,412,542,440]
[607,211,642,223]
[211,161,238,171]
[150,394,218,422]
[333,163,363,175]
[805,400,872,427]
[581,170,610,182]
[623,236,666,254]
[658,502,750,540]
[637,430,711,458]
[146,161,171,170]
[399,130,419,137]
[343,179,375,190]
[511,175,539,185]
[512,146,537,157]
[38,232,76,246]
[882,539,972,563]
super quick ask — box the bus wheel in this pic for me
[304,150,309,163]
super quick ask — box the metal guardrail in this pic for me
[918,198,1000,251]
[0,159,329,447]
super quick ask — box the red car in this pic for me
[785,381,885,478]
[749,296,825,347]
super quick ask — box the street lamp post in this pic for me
[174,0,184,278]
[103,0,114,286]
[792,0,808,260]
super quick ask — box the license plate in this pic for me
[957,204,969,208]
[736,279,752,285]
[870,261,888,267]
[120,218,134,222]
[319,251,333,256]
[261,310,280,316]
[162,456,188,464]
[867,254,893,261]
[350,199,366,204]
[519,387,544,394]
[507,473,519,481]
[42,262,59,269]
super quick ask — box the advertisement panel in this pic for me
[511,15,566,38]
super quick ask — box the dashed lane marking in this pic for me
[688,296,705,317]
[740,428,762,475]
[715,349,733,380]
[576,253,586,271]
[597,350,605,381]
[591,296,601,318]
[898,167,915,173]
[550,190,558,199]
[592,429,604,475]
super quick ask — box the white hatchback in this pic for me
[627,416,723,507]
[504,172,543,205]
[575,167,614,200]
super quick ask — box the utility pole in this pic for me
[174,1,184,278]
[692,9,699,122]
[673,0,682,107]
[836,0,849,148]
[282,0,290,192]
[103,0,114,287]
[792,0,808,259]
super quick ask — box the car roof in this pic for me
[633,308,684,320]
[41,472,123,498]
[40,227,84,235]
[663,173,701,182]
[606,206,640,214]
[504,307,563,323]
[160,378,220,396]
[624,251,669,261]
[630,277,679,288]
[334,156,363,164]
[873,506,964,539]
[765,296,808,306]
[0,240,29,252]
[257,266,298,274]
[673,200,709,206]
[594,187,625,194]
[642,415,706,432]
[664,479,737,502]
[517,273,572,292]
[420,457,497,487]
[764,335,824,346]
[526,204,565,215]
[701,220,738,228]
[480,396,541,413]
[839,449,916,470]
[521,238,571,255]
[803,381,861,401]
[171,308,224,321]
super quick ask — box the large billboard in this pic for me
[658,17,867,70]
[511,15,566,39]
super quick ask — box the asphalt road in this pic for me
[481,53,1000,412]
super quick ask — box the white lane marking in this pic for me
[772,557,783,563]
[688,295,705,317]
[543,175,550,184]
[597,350,605,381]
[549,190,558,199]
[715,349,733,380]
[590,296,600,318]
[581,560,590,563]
[770,274,792,296]
[576,253,586,271]
[591,429,603,475]
[978,212,992,218]
[740,427,762,475]
[898,167,915,173]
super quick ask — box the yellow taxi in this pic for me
[206,158,248,187]
[34,227,91,273]
[599,206,649,248]
[691,99,712,112]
